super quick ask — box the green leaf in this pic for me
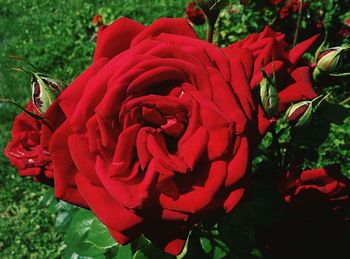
[250,248,263,258]
[117,244,133,259]
[133,236,174,259]
[86,218,118,249]
[200,238,212,254]
[57,200,77,211]
[133,250,148,259]
[64,209,106,257]
[39,189,56,208]
[56,210,74,230]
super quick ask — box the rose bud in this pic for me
[286,101,312,128]
[313,47,348,81]
[260,68,278,119]
[31,73,66,114]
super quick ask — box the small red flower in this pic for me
[338,28,350,37]
[345,17,350,27]
[279,0,307,19]
[92,14,103,26]
[229,7,236,13]
[315,20,324,30]
[185,2,206,26]
[271,0,282,5]
[279,5,290,19]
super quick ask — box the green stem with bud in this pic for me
[0,98,44,120]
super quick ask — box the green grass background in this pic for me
[1,0,349,258]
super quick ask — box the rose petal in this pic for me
[50,121,88,207]
[288,34,320,65]
[75,173,143,232]
[160,160,227,213]
[131,18,198,47]
[94,17,145,61]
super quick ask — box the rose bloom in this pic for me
[259,166,350,259]
[4,101,65,185]
[7,18,318,254]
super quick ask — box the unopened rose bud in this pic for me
[286,101,312,128]
[313,47,349,81]
[260,69,278,118]
[32,73,66,114]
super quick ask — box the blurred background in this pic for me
[0,0,349,257]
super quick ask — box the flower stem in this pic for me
[206,21,215,43]
[340,96,350,105]
[292,0,303,47]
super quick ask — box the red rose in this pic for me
[4,101,65,185]
[260,166,350,259]
[48,18,317,254]
[185,2,206,25]
[92,14,103,26]
[279,0,307,19]
[346,17,350,27]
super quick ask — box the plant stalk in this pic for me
[292,0,303,47]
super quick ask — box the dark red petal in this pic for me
[94,17,145,60]
[131,18,198,47]
[288,34,320,65]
